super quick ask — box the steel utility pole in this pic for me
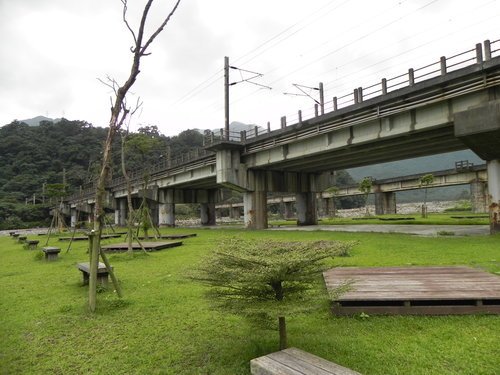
[224,56,230,140]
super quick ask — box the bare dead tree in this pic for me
[89,0,182,312]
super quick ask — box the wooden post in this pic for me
[88,231,99,312]
[100,250,123,298]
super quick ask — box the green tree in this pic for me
[358,177,373,216]
[419,173,434,218]
[193,238,354,350]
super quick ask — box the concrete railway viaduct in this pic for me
[66,39,500,233]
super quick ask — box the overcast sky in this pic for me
[0,0,499,136]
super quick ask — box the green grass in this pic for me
[271,212,490,226]
[1,228,499,374]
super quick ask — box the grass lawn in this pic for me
[1,228,499,374]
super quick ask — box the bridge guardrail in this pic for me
[204,38,500,147]
[67,147,215,201]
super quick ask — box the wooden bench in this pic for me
[25,240,40,250]
[77,262,112,287]
[42,246,61,261]
[250,347,362,375]
[18,235,27,243]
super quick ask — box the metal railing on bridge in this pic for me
[204,38,500,147]
[67,147,214,201]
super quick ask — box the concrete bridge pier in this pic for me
[487,160,500,233]
[70,208,77,228]
[115,198,127,226]
[158,189,175,227]
[244,170,267,229]
[296,192,317,226]
[375,192,397,215]
[230,206,241,219]
[470,180,488,213]
[200,189,217,226]
[324,197,337,217]
[283,201,294,219]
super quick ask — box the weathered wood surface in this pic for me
[137,234,197,240]
[100,241,183,252]
[58,234,122,241]
[324,266,500,315]
[250,347,362,375]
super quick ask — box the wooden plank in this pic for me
[324,266,500,315]
[250,356,304,375]
[250,348,362,375]
[333,305,500,316]
[137,234,197,240]
[101,241,182,252]
[266,351,336,375]
[283,348,362,375]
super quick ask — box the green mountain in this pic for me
[347,150,484,202]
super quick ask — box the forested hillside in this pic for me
[0,119,204,229]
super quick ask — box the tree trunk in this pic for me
[121,135,134,255]
[278,316,287,350]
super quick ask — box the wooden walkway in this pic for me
[323,266,500,315]
[101,241,182,252]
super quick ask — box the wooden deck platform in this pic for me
[137,233,197,240]
[58,233,122,241]
[100,241,182,252]
[323,266,500,315]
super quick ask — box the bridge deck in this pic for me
[101,241,183,252]
[324,266,500,315]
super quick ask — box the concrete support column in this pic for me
[71,208,77,228]
[470,180,488,213]
[230,206,241,219]
[283,202,294,219]
[200,204,216,226]
[158,189,175,227]
[325,197,336,217]
[316,195,326,218]
[244,170,268,229]
[244,191,267,229]
[296,192,317,226]
[375,192,397,215]
[487,159,500,233]
[117,198,127,226]
[200,189,217,226]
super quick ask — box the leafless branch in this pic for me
[121,0,138,46]
[140,0,181,56]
